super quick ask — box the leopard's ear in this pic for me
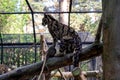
[47,15,53,18]
[44,13,49,18]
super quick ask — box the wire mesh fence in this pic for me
[0,32,94,67]
[0,0,102,79]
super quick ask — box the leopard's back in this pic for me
[42,14,81,47]
[42,14,78,40]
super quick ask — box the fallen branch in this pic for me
[51,70,101,78]
[72,67,87,80]
[0,43,103,80]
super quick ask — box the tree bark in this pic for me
[0,43,102,80]
[59,0,69,25]
[102,0,120,79]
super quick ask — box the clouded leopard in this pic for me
[42,14,82,67]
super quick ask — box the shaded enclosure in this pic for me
[0,0,103,80]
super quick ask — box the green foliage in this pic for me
[0,0,102,35]
[2,34,34,43]
[1,47,38,67]
[3,14,30,34]
[72,0,102,11]
[0,0,30,34]
[70,0,102,35]
[70,13,101,35]
[0,0,17,12]
[0,0,17,33]
[30,2,44,11]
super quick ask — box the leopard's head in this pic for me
[42,14,49,26]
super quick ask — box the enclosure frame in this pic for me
[0,0,102,64]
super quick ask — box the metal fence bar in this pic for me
[25,0,37,62]
[0,34,4,64]
[68,0,72,26]
[0,42,93,46]
[68,0,73,76]
[0,11,102,14]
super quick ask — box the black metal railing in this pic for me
[0,32,94,67]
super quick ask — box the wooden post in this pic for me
[39,34,46,80]
[39,34,51,80]
[40,35,46,61]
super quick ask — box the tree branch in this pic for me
[95,15,103,43]
[0,43,103,80]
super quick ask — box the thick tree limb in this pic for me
[0,43,103,80]
[95,15,103,43]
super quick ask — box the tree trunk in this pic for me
[102,0,120,79]
[59,0,69,25]
[59,1,71,79]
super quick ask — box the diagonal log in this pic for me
[0,43,103,80]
